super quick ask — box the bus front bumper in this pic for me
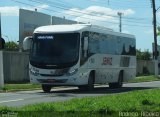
[30,72,89,86]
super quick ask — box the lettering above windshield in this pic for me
[37,35,54,40]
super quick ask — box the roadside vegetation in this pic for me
[0,84,41,92]
[136,49,151,60]
[0,88,160,116]
[129,75,160,83]
[4,41,19,51]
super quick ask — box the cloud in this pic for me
[145,29,153,34]
[63,6,135,31]
[0,6,19,16]
[0,4,49,16]
[122,30,130,34]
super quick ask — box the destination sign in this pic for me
[37,36,54,40]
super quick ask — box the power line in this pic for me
[27,0,151,22]
[29,0,152,23]
[29,0,153,26]
[40,0,74,9]
[10,0,153,28]
[87,0,151,8]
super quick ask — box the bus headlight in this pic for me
[30,68,39,76]
[67,68,78,76]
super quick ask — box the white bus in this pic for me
[23,24,136,92]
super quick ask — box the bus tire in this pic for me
[78,85,86,90]
[42,84,52,93]
[109,71,123,89]
[78,72,95,91]
[87,72,95,91]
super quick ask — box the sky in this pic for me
[0,0,160,51]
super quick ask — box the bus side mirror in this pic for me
[0,38,5,49]
[83,37,88,51]
[23,36,32,50]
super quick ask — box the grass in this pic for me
[0,88,160,116]
[0,84,41,92]
[128,75,160,83]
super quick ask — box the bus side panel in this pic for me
[87,54,136,84]
[123,56,136,82]
[87,54,121,84]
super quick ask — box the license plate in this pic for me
[47,79,56,82]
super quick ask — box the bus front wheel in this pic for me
[78,72,95,91]
[109,71,123,89]
[42,84,52,93]
[87,72,95,91]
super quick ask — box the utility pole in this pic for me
[0,13,1,39]
[0,12,4,88]
[117,12,123,32]
[152,0,157,59]
[151,0,158,76]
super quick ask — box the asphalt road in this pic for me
[0,81,160,107]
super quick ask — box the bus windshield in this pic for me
[30,33,80,69]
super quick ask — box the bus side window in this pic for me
[81,37,89,65]
[81,37,85,58]
[80,31,89,65]
[81,31,89,58]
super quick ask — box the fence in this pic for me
[1,51,29,83]
[136,60,155,75]
[0,51,158,86]
[0,51,4,88]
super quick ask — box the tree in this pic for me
[5,41,19,51]
[157,26,160,36]
[136,49,151,60]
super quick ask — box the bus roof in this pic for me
[34,24,90,33]
[34,24,135,39]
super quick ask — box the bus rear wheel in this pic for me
[42,84,52,93]
[109,71,123,89]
